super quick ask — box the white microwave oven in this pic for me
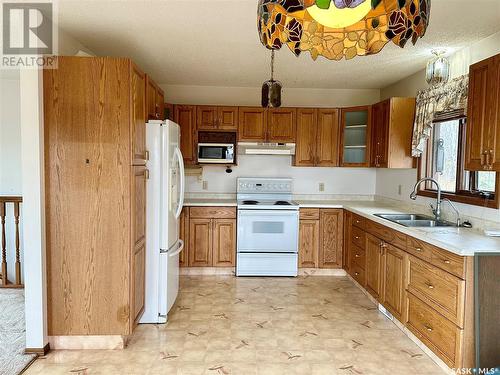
[197,143,235,164]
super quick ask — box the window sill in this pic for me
[417,190,499,209]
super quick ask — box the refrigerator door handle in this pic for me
[169,239,184,257]
[174,147,185,219]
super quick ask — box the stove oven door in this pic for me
[237,209,299,253]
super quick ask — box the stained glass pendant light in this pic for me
[425,50,450,85]
[257,0,431,61]
[262,50,282,107]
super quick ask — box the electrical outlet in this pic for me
[319,182,325,192]
[202,180,208,190]
[398,185,402,196]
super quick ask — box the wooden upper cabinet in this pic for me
[212,219,236,267]
[131,63,147,165]
[174,105,197,165]
[145,75,163,120]
[218,107,238,130]
[465,54,500,171]
[238,107,267,141]
[294,109,318,166]
[317,109,340,166]
[197,106,218,130]
[381,243,406,321]
[268,108,296,142]
[340,106,372,167]
[365,234,383,300]
[371,98,415,169]
[319,209,343,269]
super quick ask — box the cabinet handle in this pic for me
[484,150,490,170]
[145,150,150,161]
[415,247,422,252]
[355,272,359,276]
[355,220,361,224]
[489,149,494,170]
[424,324,433,332]
[425,282,434,289]
[355,254,360,258]
[145,169,150,180]
[443,260,451,264]
[355,236,360,240]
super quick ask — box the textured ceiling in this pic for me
[57,0,500,89]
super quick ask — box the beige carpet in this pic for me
[0,289,36,375]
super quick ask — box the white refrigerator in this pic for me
[140,120,185,324]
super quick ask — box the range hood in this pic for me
[238,142,296,156]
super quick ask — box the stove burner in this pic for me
[274,201,291,206]
[243,200,259,205]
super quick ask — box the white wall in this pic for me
[187,155,376,196]
[378,31,500,225]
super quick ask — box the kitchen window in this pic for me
[418,115,499,208]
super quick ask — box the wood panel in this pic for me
[189,218,212,267]
[488,55,500,171]
[132,166,147,250]
[189,206,236,219]
[365,234,382,300]
[145,75,157,120]
[299,220,319,268]
[351,213,366,230]
[319,209,343,268]
[238,107,267,141]
[132,242,146,324]
[351,225,365,249]
[299,208,320,220]
[44,57,132,335]
[156,86,164,120]
[386,98,415,168]
[350,243,366,270]
[179,208,189,267]
[465,58,491,171]
[131,63,147,165]
[267,108,296,142]
[381,244,406,321]
[351,263,365,285]
[197,106,218,130]
[213,219,236,267]
[316,109,340,167]
[343,210,352,273]
[218,107,238,130]
[294,109,317,166]
[371,100,389,168]
[365,219,407,250]
[174,105,197,165]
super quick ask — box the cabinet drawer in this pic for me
[431,247,466,279]
[351,243,366,270]
[406,236,433,262]
[351,226,366,249]
[365,220,407,250]
[300,208,320,220]
[189,207,236,219]
[406,294,462,368]
[352,213,366,229]
[350,263,365,285]
[407,256,465,327]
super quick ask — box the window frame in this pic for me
[417,116,500,209]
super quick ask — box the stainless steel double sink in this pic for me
[374,213,455,228]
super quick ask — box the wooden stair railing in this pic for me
[0,196,23,288]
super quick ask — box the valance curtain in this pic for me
[411,75,469,157]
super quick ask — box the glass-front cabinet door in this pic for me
[340,106,371,167]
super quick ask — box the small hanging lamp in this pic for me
[262,50,282,108]
[426,50,450,86]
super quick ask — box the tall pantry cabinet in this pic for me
[44,56,148,336]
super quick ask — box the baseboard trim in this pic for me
[299,268,347,276]
[24,342,50,355]
[180,267,235,276]
[48,335,127,350]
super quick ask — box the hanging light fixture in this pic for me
[257,0,431,61]
[262,50,282,108]
[426,50,450,86]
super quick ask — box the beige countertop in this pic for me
[183,198,500,256]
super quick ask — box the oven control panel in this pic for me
[237,178,293,194]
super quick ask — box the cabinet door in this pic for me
[317,109,340,167]
[465,58,491,171]
[145,75,157,120]
[179,208,189,267]
[268,108,296,142]
[294,109,317,166]
[132,242,146,324]
[213,219,236,267]
[131,63,147,165]
[299,220,319,268]
[319,209,343,268]
[174,105,197,165]
[156,87,164,120]
[238,107,267,141]
[189,218,212,267]
[343,211,352,273]
[371,100,389,168]
[340,106,371,167]
[488,55,500,171]
[197,106,218,130]
[381,244,406,321]
[365,234,383,300]
[218,107,239,130]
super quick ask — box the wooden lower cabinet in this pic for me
[186,207,236,267]
[381,243,406,321]
[319,209,343,268]
[298,220,320,268]
[132,242,146,324]
[179,208,189,267]
[365,234,383,300]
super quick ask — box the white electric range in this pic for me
[236,177,299,277]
